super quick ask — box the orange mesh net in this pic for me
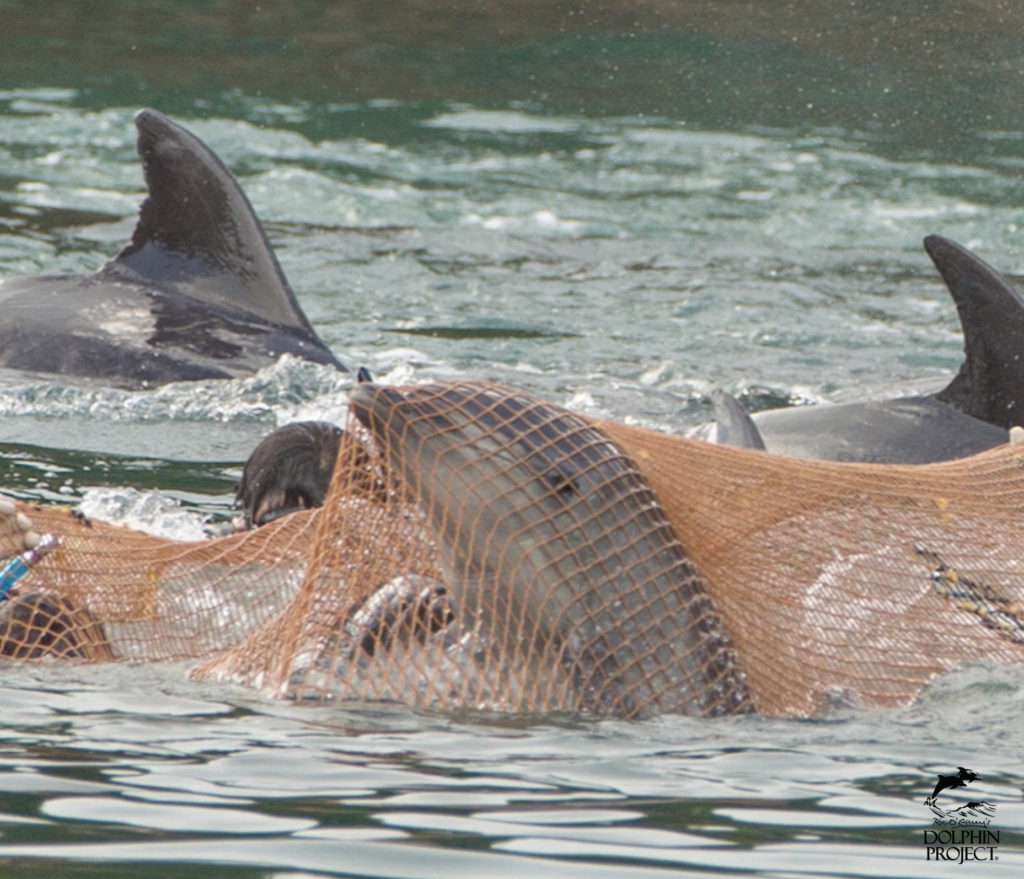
[3,380,1023,718]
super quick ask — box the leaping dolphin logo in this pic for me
[924,766,979,805]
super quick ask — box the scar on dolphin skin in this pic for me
[914,545,1024,644]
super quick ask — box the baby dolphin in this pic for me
[350,379,752,718]
[0,109,344,387]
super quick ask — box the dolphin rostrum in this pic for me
[349,379,753,718]
[711,236,1018,463]
[0,108,344,387]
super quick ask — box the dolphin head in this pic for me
[236,421,344,528]
[349,380,622,526]
[349,380,753,717]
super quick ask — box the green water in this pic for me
[1,2,1023,876]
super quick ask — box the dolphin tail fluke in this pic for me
[710,390,767,451]
[926,234,1024,429]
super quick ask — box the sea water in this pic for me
[1,4,1023,875]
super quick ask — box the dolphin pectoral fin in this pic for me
[710,390,767,451]
[342,575,453,659]
[106,109,343,370]
[926,234,1024,428]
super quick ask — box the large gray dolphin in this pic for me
[0,109,344,387]
[711,235,1020,463]
[349,379,753,718]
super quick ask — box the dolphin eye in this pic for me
[541,463,579,498]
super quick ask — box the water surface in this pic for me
[1,3,1024,875]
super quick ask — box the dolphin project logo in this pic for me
[921,766,999,865]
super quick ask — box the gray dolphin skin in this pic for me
[350,380,753,718]
[927,234,1024,426]
[709,389,766,451]
[713,235,1018,463]
[0,109,344,387]
[742,394,1005,463]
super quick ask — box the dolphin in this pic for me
[349,379,753,718]
[235,421,343,528]
[0,108,344,387]
[710,236,1019,463]
[0,591,113,661]
[714,390,1005,464]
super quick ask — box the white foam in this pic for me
[77,488,210,542]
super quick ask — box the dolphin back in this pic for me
[711,390,766,451]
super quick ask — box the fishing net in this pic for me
[2,380,1023,718]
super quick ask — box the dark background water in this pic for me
[5,0,1024,155]
[2,2,1024,876]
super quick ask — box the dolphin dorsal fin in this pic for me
[710,390,767,450]
[927,234,1024,429]
[109,108,317,335]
